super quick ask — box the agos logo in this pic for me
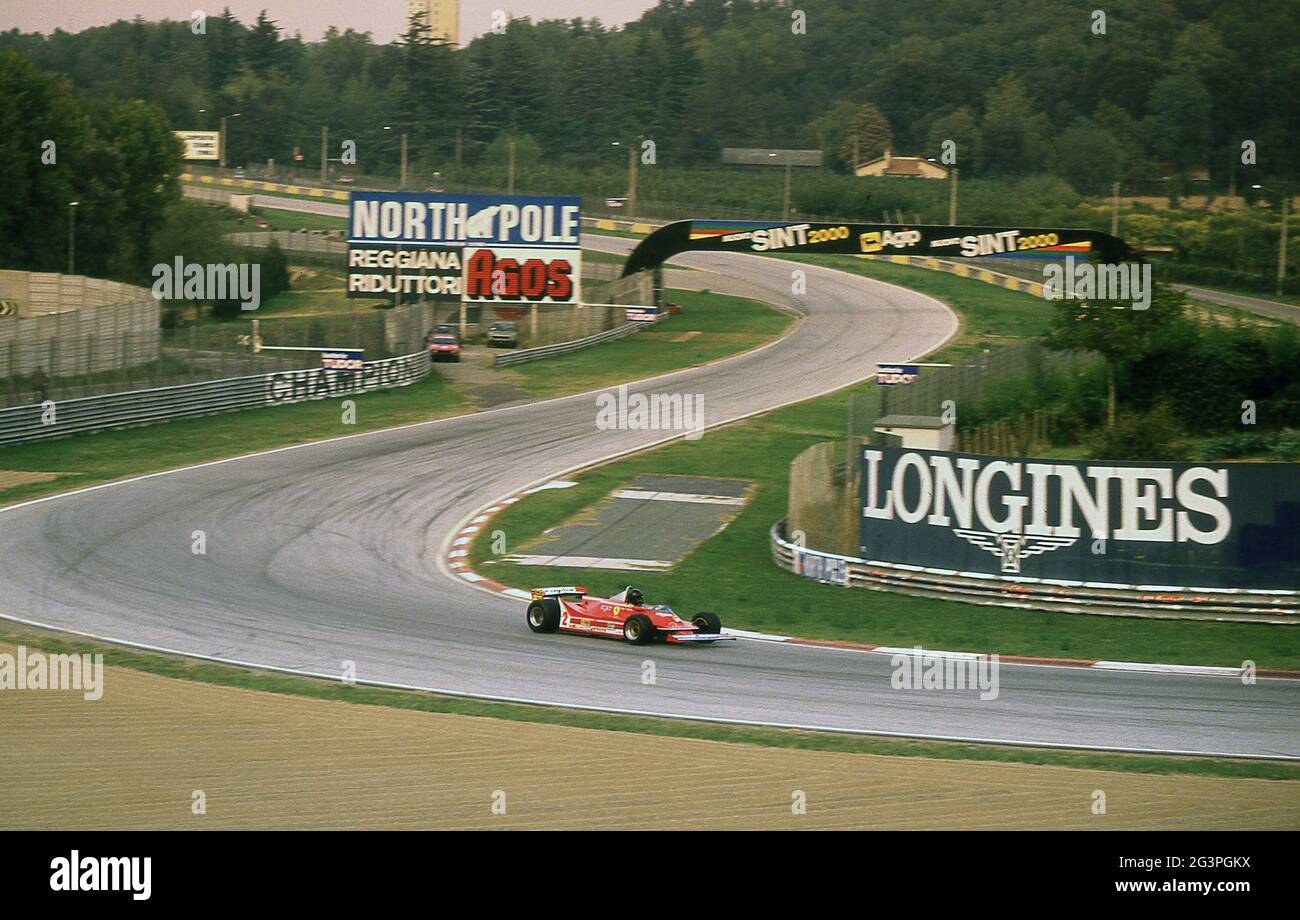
[464,249,575,302]
[859,229,921,253]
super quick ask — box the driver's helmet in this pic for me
[625,587,644,606]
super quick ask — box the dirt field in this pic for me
[1,650,1296,830]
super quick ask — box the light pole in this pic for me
[507,134,517,195]
[219,112,240,169]
[67,201,79,275]
[384,126,409,189]
[613,141,638,219]
[948,166,959,225]
[1255,185,1291,296]
[768,152,793,219]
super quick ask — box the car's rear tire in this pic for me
[527,598,560,634]
[623,614,655,645]
[691,612,722,634]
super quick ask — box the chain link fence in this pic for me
[846,340,1100,442]
[790,341,1102,556]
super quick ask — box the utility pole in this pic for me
[948,167,958,225]
[782,161,792,219]
[400,132,408,190]
[320,125,328,183]
[219,112,240,169]
[1111,181,1120,237]
[627,142,638,220]
[1279,193,1291,297]
[507,134,516,194]
[67,201,79,275]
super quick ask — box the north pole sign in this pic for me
[346,191,582,303]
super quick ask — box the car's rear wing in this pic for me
[530,586,588,600]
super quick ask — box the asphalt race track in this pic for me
[2,193,1296,759]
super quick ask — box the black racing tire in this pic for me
[691,612,722,635]
[526,598,561,634]
[623,614,655,645]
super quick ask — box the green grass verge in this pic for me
[508,288,793,398]
[253,207,347,232]
[1,620,1292,778]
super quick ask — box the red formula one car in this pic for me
[525,586,734,645]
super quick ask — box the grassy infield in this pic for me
[3,235,1296,778]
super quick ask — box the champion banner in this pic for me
[622,220,1137,276]
[859,445,1299,590]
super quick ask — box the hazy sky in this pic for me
[0,1,658,44]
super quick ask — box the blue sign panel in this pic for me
[321,349,364,372]
[877,363,919,386]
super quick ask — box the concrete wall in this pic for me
[0,271,160,377]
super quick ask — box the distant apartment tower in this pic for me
[405,0,459,46]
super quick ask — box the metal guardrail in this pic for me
[0,350,431,447]
[867,254,1046,296]
[770,520,1298,624]
[491,321,645,367]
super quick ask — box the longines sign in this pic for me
[860,446,1299,590]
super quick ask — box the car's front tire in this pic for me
[691,612,722,634]
[623,614,655,645]
[527,598,561,633]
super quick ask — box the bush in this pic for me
[1195,430,1272,460]
[1267,428,1300,461]
[1085,405,1189,461]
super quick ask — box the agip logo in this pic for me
[859,229,921,253]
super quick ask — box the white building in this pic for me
[405,0,459,46]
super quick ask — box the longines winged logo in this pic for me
[952,529,1078,573]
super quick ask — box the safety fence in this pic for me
[2,297,438,409]
[846,340,1102,445]
[770,520,1297,623]
[492,321,645,367]
[0,350,430,448]
[0,271,160,381]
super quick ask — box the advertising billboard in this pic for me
[623,220,1136,276]
[859,445,1299,590]
[174,130,220,161]
[346,191,582,303]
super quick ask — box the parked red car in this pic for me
[427,334,460,362]
[525,586,733,645]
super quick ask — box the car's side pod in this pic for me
[529,586,588,600]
